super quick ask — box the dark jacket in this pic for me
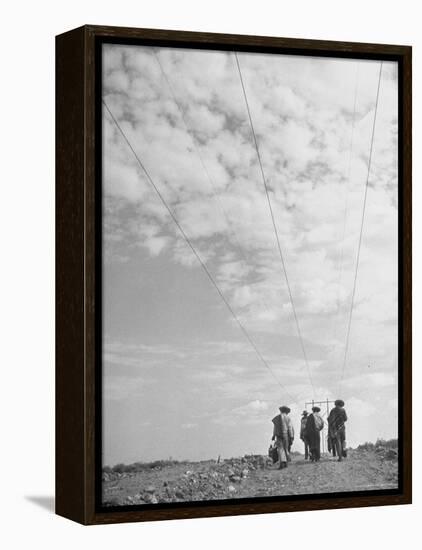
[272,413,294,440]
[328,407,347,437]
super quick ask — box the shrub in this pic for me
[110,459,183,474]
[375,438,398,449]
[356,442,375,451]
[357,438,398,452]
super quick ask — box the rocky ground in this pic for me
[102,446,398,507]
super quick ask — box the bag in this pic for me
[268,443,278,463]
[314,414,324,431]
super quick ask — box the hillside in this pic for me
[102,443,398,506]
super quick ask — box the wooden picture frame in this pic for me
[56,25,412,525]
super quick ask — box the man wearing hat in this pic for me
[328,400,348,461]
[300,410,310,459]
[271,406,294,469]
[305,406,324,462]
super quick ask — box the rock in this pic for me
[103,499,120,507]
[384,449,398,460]
[227,485,236,493]
[145,485,156,493]
[144,493,158,504]
[229,475,241,483]
[241,469,249,478]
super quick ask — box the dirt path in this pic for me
[103,449,398,506]
[239,453,398,497]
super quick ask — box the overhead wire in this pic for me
[103,98,298,404]
[338,62,383,393]
[334,63,360,335]
[152,49,281,355]
[152,50,244,257]
[234,52,316,399]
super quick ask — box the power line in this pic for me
[152,49,279,338]
[234,52,316,399]
[152,51,236,239]
[335,63,360,334]
[153,52,253,279]
[103,98,298,404]
[338,62,383,392]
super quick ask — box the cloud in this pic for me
[346,397,377,418]
[104,375,156,401]
[212,399,270,427]
[101,45,399,462]
[242,399,269,412]
[343,372,396,390]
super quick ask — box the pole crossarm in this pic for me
[305,399,336,408]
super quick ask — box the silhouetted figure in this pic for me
[305,406,324,462]
[328,399,348,461]
[272,406,294,469]
[300,410,310,459]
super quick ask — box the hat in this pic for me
[312,406,321,412]
[279,405,290,413]
[302,410,308,416]
[335,399,345,407]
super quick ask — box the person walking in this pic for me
[271,406,294,469]
[300,410,310,459]
[305,406,324,462]
[328,399,348,461]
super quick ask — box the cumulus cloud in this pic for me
[102,45,399,463]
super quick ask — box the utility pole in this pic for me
[305,398,336,455]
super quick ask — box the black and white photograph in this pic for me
[2,0,419,543]
[101,43,399,507]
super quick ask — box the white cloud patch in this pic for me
[104,375,156,401]
[101,45,399,463]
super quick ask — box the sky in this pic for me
[101,44,399,466]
